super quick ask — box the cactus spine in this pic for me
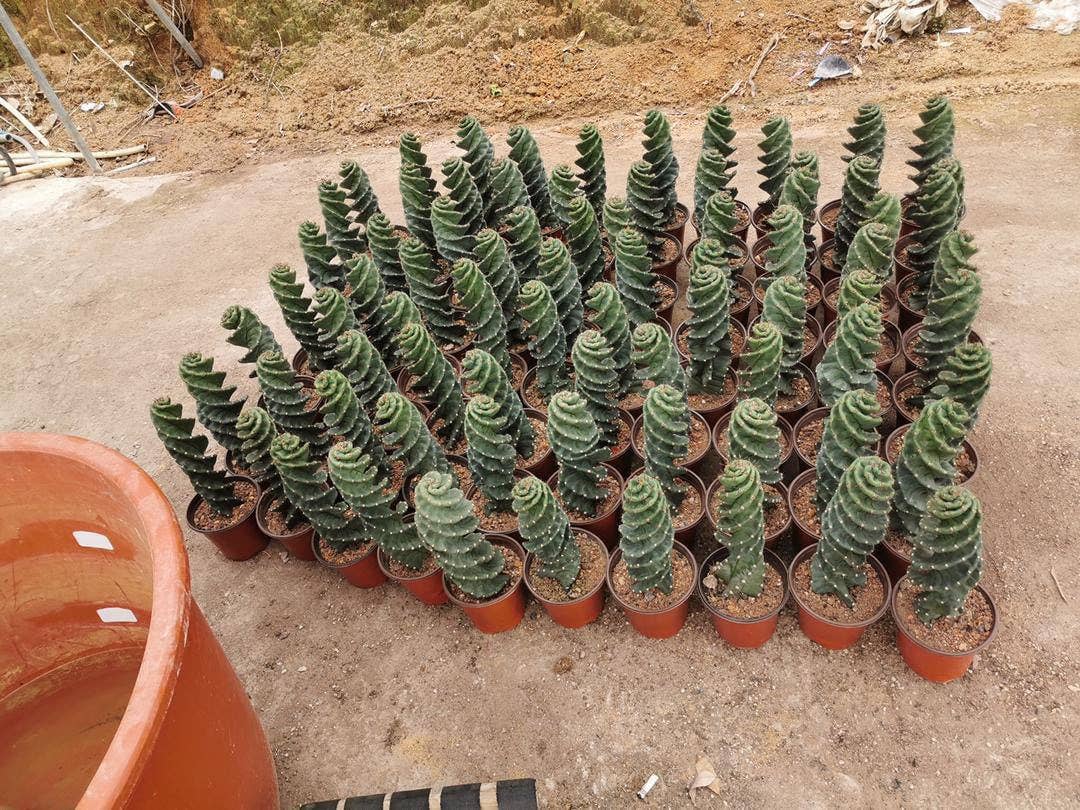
[618,473,675,594]
[268,264,323,371]
[507,125,558,228]
[907,160,960,310]
[632,322,687,394]
[564,194,606,291]
[400,161,437,250]
[728,397,781,486]
[512,477,581,590]
[465,395,517,514]
[504,205,543,282]
[643,384,690,505]
[178,352,245,455]
[585,282,634,398]
[625,159,666,260]
[762,275,807,395]
[757,116,792,208]
[686,264,733,395]
[843,103,886,165]
[151,397,240,516]
[909,486,983,624]
[338,160,380,224]
[817,302,883,408]
[547,390,608,516]
[737,322,783,408]
[374,391,451,481]
[236,406,297,523]
[221,305,281,377]
[614,226,658,327]
[452,258,509,370]
[314,369,387,475]
[908,96,955,186]
[571,329,620,451]
[815,388,882,514]
[298,220,346,292]
[487,157,531,228]
[256,350,328,455]
[712,459,766,597]
[763,204,807,281]
[518,280,569,400]
[366,213,409,294]
[537,236,584,342]
[575,123,607,223]
[892,398,969,536]
[335,330,395,414]
[461,349,535,459]
[318,180,365,259]
[927,342,991,431]
[394,321,466,445]
[641,109,679,224]
[834,155,882,264]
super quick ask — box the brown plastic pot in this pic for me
[822,277,899,328]
[705,477,791,550]
[184,475,267,562]
[876,536,912,584]
[900,194,917,236]
[517,408,557,480]
[697,548,789,648]
[891,578,998,683]
[652,232,684,281]
[789,544,891,650]
[712,412,798,485]
[787,469,822,549]
[629,409,711,477]
[683,368,739,428]
[254,489,315,561]
[817,199,842,244]
[524,530,609,629]
[894,233,917,279]
[654,275,680,322]
[444,534,527,633]
[605,409,636,476]
[816,238,843,284]
[548,463,625,549]
[464,469,532,543]
[0,433,278,808]
[891,371,924,426]
[774,362,820,427]
[901,323,984,375]
[751,202,773,240]
[376,547,449,606]
[520,366,548,413]
[662,202,691,246]
[290,347,310,376]
[606,541,698,639]
[313,537,388,588]
[792,406,828,472]
[822,318,903,378]
[883,424,979,487]
[674,319,749,368]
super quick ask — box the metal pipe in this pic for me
[143,0,203,68]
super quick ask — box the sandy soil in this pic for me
[2,88,1079,807]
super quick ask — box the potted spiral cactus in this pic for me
[607,473,698,638]
[817,103,887,244]
[890,486,997,682]
[675,263,741,423]
[698,460,789,648]
[151,397,267,560]
[414,470,526,633]
[752,116,792,236]
[790,456,893,649]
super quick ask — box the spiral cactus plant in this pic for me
[151,397,240,516]
[456,115,495,208]
[906,160,960,310]
[338,160,380,224]
[817,302,883,408]
[702,104,737,164]
[548,163,583,228]
[269,264,323,371]
[585,282,634,398]
[314,369,387,474]
[925,198,973,307]
[842,221,895,283]
[328,441,428,571]
[400,131,435,185]
[641,109,679,224]
[270,433,364,551]
[575,123,607,223]
[815,388,882,514]
[757,116,792,208]
[475,228,522,336]
[313,286,357,365]
[345,255,394,357]
[927,342,992,431]
[892,397,970,537]
[507,125,557,228]
[632,322,687,394]
[836,268,885,323]
[537,236,584,342]
[394,321,466,445]
[778,163,821,230]
[686,264,733,396]
[256,350,328,455]
[763,204,807,281]
[400,161,437,249]
[810,456,894,607]
[909,486,983,624]
[711,459,766,598]
[834,155,882,264]
[431,193,478,266]
[571,329,620,451]
[843,103,886,165]
[443,155,486,235]
[318,180,365,259]
[366,212,408,294]
[298,220,346,292]
[452,258,509,370]
[397,236,465,349]
[335,329,395,414]
[374,391,451,481]
[518,280,569,400]
[461,348,535,459]
[221,305,281,378]
[178,352,244,455]
[564,194,606,291]
[512,477,581,590]
[504,205,543,283]
[619,473,674,594]
[380,290,422,337]
[699,192,742,260]
[737,322,783,408]
[867,191,903,244]
[613,226,658,327]
[917,246,981,385]
[625,160,666,260]
[643,384,690,505]
[415,470,508,599]
[693,148,735,227]
[236,406,297,523]
[487,157,531,228]
[908,96,955,186]
[728,397,781,486]
[602,197,632,244]
[762,275,807,395]
[547,390,608,517]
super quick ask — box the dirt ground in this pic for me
[3,77,1080,809]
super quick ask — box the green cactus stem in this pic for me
[686,264,733,396]
[461,349,535,459]
[632,322,687,394]
[778,164,820,230]
[625,159,666,260]
[843,103,886,165]
[908,96,955,186]
[575,123,607,223]
[728,397,781,486]
[236,406,299,524]
[702,105,738,164]
[345,254,394,358]
[585,282,634,398]
[641,109,679,224]
[444,155,487,233]
[643,384,690,505]
[456,115,495,209]
[318,180,365,259]
[867,191,903,244]
[906,161,960,310]
[711,459,766,598]
[613,227,659,327]
[942,156,966,218]
[547,390,608,516]
[394,321,466,445]
[366,212,409,294]
[256,350,329,455]
[842,222,895,283]
[380,290,421,336]
[268,263,323,371]
[602,197,632,243]
[924,197,973,307]
[762,275,807,395]
[314,369,387,475]
[512,477,581,590]
[270,433,364,551]
[763,204,807,281]
[815,388,882,515]
[507,125,558,228]
[374,392,451,481]
[918,255,981,388]
[474,228,522,340]
[571,329,620,451]
[548,163,583,228]
[909,486,983,625]
[518,280,569,400]
[328,441,428,571]
[465,394,517,514]
[757,116,792,208]
[398,235,467,349]
[699,192,742,261]
[619,473,674,594]
[313,286,357,367]
[836,269,885,322]
[892,397,969,536]
[178,352,244,455]
[737,322,783,408]
[817,302,883,408]
[338,160,380,224]
[504,205,543,282]
[335,329,395,414]
[221,305,281,378]
[927,342,992,431]
[810,456,894,607]
[487,157,532,228]
[452,258,509,371]
[431,193,478,266]
[693,148,734,227]
[834,155,882,265]
[564,194,606,291]
[400,160,437,249]
[415,470,508,599]
[537,236,585,342]
[151,397,240,516]
[400,131,435,189]
[298,220,346,292]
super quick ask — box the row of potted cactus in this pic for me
[151,96,993,683]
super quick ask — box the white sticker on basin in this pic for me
[97,607,137,624]
[74,531,114,550]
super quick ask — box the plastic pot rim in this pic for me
[522,529,609,608]
[696,547,790,625]
[788,543,891,630]
[889,576,1000,659]
[442,534,526,610]
[184,474,260,536]
[606,541,699,616]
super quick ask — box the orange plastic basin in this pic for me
[0,433,278,809]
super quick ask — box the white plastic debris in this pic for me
[79,101,105,113]
[210,67,225,80]
[809,54,854,86]
[637,774,659,800]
